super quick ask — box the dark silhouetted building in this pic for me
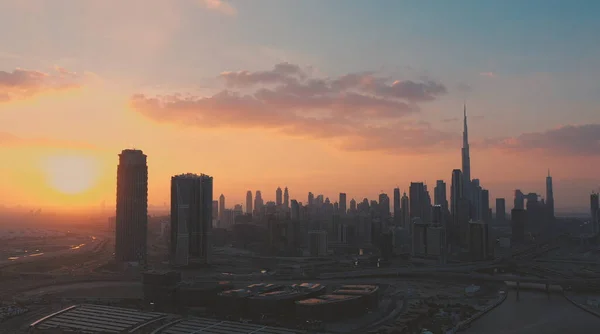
[592,192,599,235]
[461,104,472,205]
[434,180,448,212]
[546,170,555,219]
[496,198,506,222]
[468,220,489,261]
[218,194,225,223]
[246,190,253,214]
[276,187,283,206]
[284,187,289,208]
[481,189,490,222]
[170,173,213,266]
[339,193,347,215]
[401,192,409,229]
[393,188,401,225]
[115,149,148,264]
[511,209,526,243]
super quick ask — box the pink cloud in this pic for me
[0,67,85,103]
[479,72,496,78]
[482,124,600,156]
[200,0,237,16]
[131,62,453,154]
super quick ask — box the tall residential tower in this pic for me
[115,149,148,264]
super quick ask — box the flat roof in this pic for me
[152,317,301,334]
[295,294,360,305]
[30,304,168,333]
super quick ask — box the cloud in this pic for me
[200,0,237,16]
[489,124,600,156]
[131,63,453,153]
[479,72,496,78]
[0,67,85,103]
[442,117,459,123]
[0,132,98,150]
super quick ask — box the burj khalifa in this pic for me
[461,104,472,203]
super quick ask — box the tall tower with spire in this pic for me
[461,104,472,203]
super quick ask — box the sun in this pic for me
[42,155,99,195]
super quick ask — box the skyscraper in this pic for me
[461,104,472,204]
[481,189,490,222]
[291,199,300,220]
[349,198,357,213]
[401,192,409,229]
[409,182,425,220]
[276,187,283,206]
[379,193,390,219]
[393,188,400,222]
[450,169,462,219]
[115,149,148,264]
[170,173,213,266]
[254,191,263,214]
[308,192,314,206]
[218,194,225,222]
[546,170,555,218]
[339,193,347,215]
[591,192,599,235]
[283,187,289,208]
[434,180,448,212]
[496,198,506,221]
[246,190,253,214]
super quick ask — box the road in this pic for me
[463,290,600,333]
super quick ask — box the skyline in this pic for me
[0,0,599,211]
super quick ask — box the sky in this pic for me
[0,0,599,213]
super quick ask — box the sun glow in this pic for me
[42,155,99,195]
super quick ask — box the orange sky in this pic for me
[0,1,599,213]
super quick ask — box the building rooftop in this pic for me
[30,304,301,334]
[295,294,360,305]
[153,317,301,334]
[30,304,168,333]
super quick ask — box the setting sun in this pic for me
[41,155,99,195]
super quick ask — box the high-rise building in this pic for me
[245,191,253,214]
[511,209,527,243]
[468,220,489,261]
[291,199,300,220]
[514,190,525,210]
[339,193,347,215]
[212,200,218,226]
[283,187,289,208]
[254,191,263,214]
[379,193,390,219]
[411,219,428,256]
[401,192,410,229]
[434,180,448,212]
[409,182,426,220]
[591,192,599,234]
[218,194,225,222]
[276,187,283,206]
[481,189,490,222]
[170,173,213,266]
[393,188,401,222]
[115,149,148,264]
[308,230,328,257]
[349,198,357,213]
[496,198,506,221]
[308,192,314,206]
[472,179,482,220]
[461,104,472,205]
[450,169,462,218]
[546,170,555,219]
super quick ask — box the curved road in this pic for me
[463,290,600,333]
